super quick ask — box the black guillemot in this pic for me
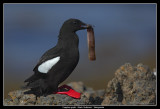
[24,19,90,98]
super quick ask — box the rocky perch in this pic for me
[4,63,156,106]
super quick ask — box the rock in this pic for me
[4,82,104,105]
[68,81,105,105]
[4,89,37,105]
[102,63,156,105]
[4,63,156,105]
[67,81,85,93]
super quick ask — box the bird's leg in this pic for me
[57,84,72,92]
[55,84,81,99]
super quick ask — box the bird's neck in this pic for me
[57,32,79,49]
[60,27,75,33]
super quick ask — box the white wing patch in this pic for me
[38,56,60,73]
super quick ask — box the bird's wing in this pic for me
[24,46,62,83]
[33,46,62,72]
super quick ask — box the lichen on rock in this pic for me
[101,63,156,105]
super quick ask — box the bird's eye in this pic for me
[73,21,77,25]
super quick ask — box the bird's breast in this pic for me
[61,47,79,63]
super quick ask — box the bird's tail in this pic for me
[24,74,38,83]
[24,73,47,82]
[22,73,42,89]
[21,79,44,89]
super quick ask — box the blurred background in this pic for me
[4,4,156,98]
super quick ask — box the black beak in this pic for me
[81,23,93,29]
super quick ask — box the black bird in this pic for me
[24,18,90,97]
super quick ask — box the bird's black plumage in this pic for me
[24,19,89,97]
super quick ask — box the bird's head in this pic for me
[60,18,91,33]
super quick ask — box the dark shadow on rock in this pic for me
[89,96,104,105]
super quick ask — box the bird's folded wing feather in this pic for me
[33,46,62,72]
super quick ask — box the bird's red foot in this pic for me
[53,84,81,99]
